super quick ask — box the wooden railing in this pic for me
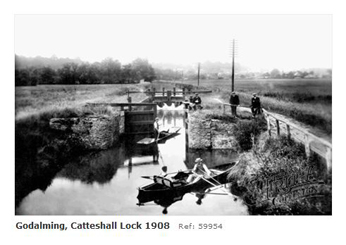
[222,103,332,169]
[127,88,212,100]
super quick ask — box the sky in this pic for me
[15,15,332,71]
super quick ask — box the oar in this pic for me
[192,170,233,197]
[141,168,191,180]
[190,192,228,196]
[141,176,155,180]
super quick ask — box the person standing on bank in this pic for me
[251,93,261,117]
[154,117,160,139]
[229,91,240,116]
[192,93,202,110]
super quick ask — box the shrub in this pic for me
[234,118,267,151]
[242,137,331,215]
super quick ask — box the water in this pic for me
[16,106,248,215]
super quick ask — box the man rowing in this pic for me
[187,158,212,183]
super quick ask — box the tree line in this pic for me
[15,56,156,86]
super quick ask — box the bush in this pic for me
[242,137,331,215]
[234,118,267,151]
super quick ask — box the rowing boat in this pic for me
[137,127,181,145]
[137,162,236,205]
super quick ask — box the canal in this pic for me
[16,106,248,215]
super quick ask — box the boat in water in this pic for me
[137,127,181,145]
[137,162,236,205]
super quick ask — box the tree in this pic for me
[40,67,57,84]
[57,63,79,84]
[120,64,136,83]
[270,68,282,79]
[100,58,122,83]
[15,69,30,86]
[131,58,156,82]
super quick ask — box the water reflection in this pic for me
[16,106,248,215]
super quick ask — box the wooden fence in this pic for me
[126,88,212,104]
[222,103,332,169]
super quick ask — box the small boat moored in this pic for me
[137,127,181,145]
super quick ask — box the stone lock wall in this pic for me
[49,112,124,150]
[188,113,238,150]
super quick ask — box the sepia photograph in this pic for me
[14,14,332,216]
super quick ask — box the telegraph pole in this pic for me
[197,63,200,87]
[231,39,235,92]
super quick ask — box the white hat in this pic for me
[195,158,203,163]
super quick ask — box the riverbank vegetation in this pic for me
[228,136,332,215]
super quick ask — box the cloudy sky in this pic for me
[15,15,332,71]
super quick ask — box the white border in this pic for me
[2,0,344,244]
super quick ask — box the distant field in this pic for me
[15,84,148,120]
[174,78,332,95]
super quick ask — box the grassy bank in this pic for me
[15,84,149,121]
[228,136,332,215]
[171,78,332,135]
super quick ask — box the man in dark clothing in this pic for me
[192,93,202,110]
[251,93,261,117]
[229,91,240,116]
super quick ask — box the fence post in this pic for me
[304,134,311,157]
[267,117,271,137]
[173,87,176,96]
[276,119,280,136]
[167,90,172,103]
[286,124,291,139]
[162,87,165,96]
[153,104,157,119]
[223,104,226,114]
[326,147,332,169]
